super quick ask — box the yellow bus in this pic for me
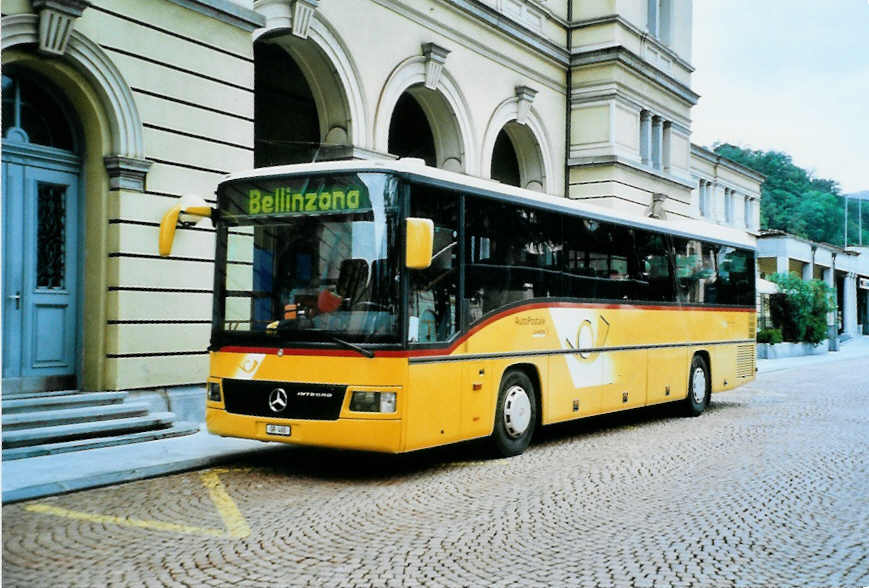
[160,160,756,457]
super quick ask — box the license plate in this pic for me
[266,424,291,436]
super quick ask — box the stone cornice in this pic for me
[569,13,694,73]
[368,0,565,93]
[569,83,692,132]
[166,0,265,31]
[691,144,767,184]
[758,230,847,256]
[571,45,699,106]
[441,0,569,64]
[568,154,696,190]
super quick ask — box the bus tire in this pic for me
[684,354,709,417]
[491,370,537,457]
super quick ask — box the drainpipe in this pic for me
[829,253,839,351]
[564,0,572,199]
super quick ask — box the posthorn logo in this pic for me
[268,388,288,413]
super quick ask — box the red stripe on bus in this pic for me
[218,302,755,358]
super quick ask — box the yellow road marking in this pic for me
[25,504,228,537]
[24,468,250,539]
[198,469,250,538]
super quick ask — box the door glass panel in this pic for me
[36,183,66,289]
[409,184,459,343]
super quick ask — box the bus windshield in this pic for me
[215,172,401,346]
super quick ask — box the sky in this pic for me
[691,0,869,194]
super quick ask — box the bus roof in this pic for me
[220,159,757,251]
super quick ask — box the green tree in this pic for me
[713,144,848,245]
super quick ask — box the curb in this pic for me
[2,446,279,504]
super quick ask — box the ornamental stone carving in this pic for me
[514,85,537,125]
[421,42,450,90]
[31,0,90,56]
[104,156,152,192]
[254,0,318,39]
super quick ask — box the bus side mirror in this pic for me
[405,217,434,269]
[158,201,212,257]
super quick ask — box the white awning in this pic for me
[757,278,779,294]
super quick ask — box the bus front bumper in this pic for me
[206,407,403,453]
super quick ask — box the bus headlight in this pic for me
[350,391,396,413]
[207,382,222,402]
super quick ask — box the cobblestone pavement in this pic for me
[3,357,868,587]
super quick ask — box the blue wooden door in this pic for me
[2,157,80,391]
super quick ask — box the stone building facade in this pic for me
[1,0,762,401]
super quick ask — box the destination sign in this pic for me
[245,186,371,215]
[219,173,380,219]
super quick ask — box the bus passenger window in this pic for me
[635,232,673,302]
[674,238,705,304]
[465,198,563,318]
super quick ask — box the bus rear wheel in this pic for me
[684,354,709,417]
[491,370,537,457]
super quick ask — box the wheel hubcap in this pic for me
[503,385,532,438]
[692,367,707,405]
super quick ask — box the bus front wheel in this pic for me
[684,355,710,417]
[491,370,537,457]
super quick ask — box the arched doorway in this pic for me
[2,69,82,393]
[388,92,436,166]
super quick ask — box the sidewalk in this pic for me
[2,428,283,504]
[4,336,868,504]
[757,334,869,374]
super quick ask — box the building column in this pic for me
[802,261,813,281]
[823,267,833,287]
[863,285,869,335]
[651,116,663,170]
[640,111,652,166]
[662,121,672,173]
[843,272,859,337]
[827,257,839,350]
[776,256,789,276]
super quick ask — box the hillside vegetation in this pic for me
[713,144,868,247]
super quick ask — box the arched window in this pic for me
[254,42,319,166]
[490,128,520,187]
[388,91,436,166]
[2,70,76,151]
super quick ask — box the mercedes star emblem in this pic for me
[268,388,288,413]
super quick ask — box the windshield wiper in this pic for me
[328,335,374,358]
